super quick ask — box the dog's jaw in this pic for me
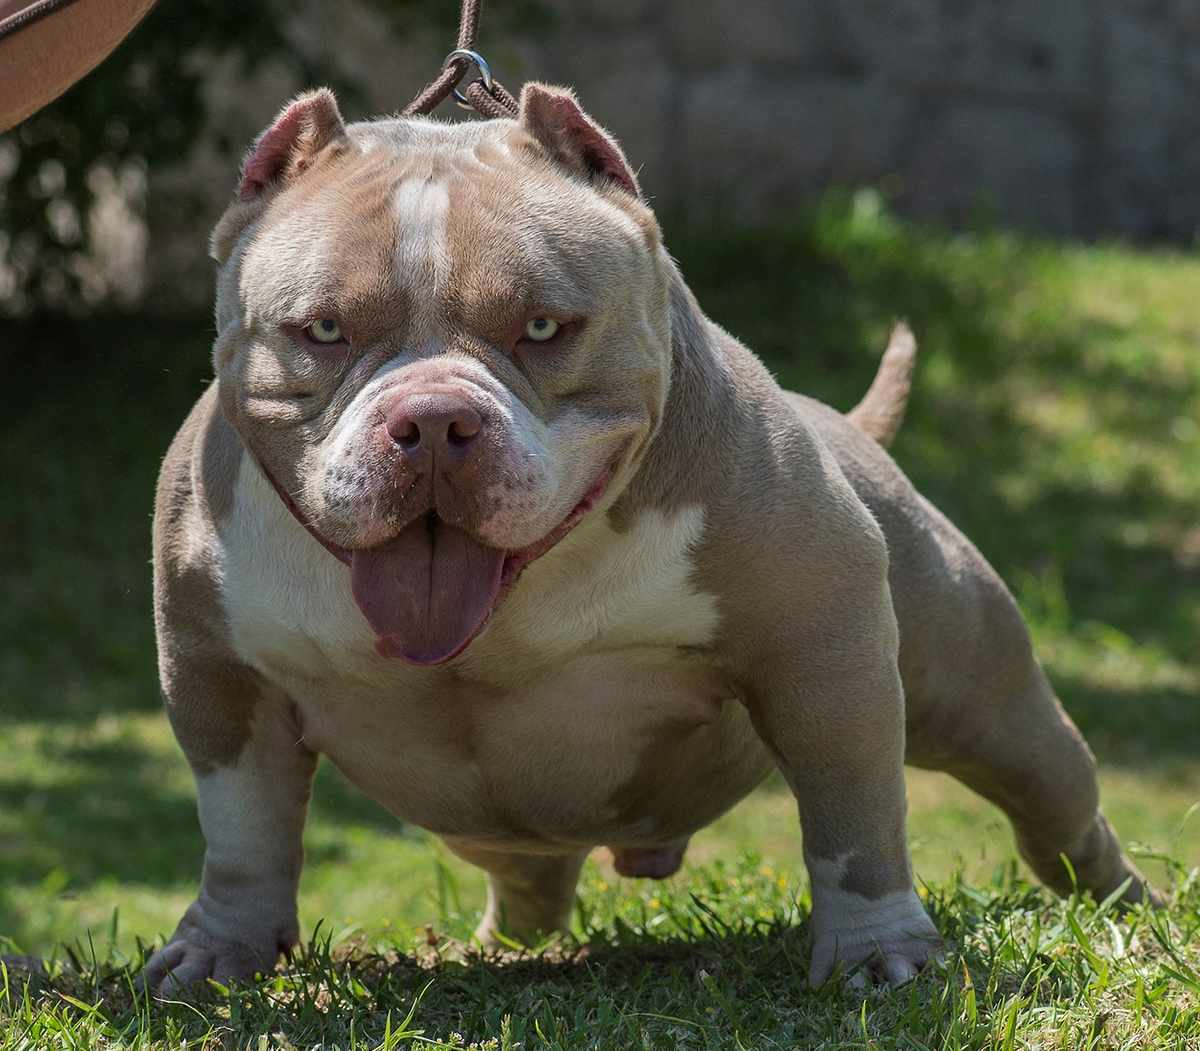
[496,459,617,591]
[259,455,619,664]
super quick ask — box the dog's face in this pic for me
[208,88,672,664]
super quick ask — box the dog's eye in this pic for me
[307,318,344,344]
[523,317,560,342]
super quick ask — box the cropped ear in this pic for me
[212,89,348,264]
[518,84,640,198]
[237,88,348,202]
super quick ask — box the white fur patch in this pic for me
[393,177,450,317]
[805,854,940,984]
[218,456,374,677]
[195,763,299,880]
[184,732,310,948]
[469,505,720,665]
[806,855,924,937]
[220,462,719,681]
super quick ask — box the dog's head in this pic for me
[210,85,673,665]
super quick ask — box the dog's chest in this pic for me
[289,649,767,846]
[213,464,768,844]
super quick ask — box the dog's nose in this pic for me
[385,391,483,465]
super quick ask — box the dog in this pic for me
[142,85,1154,992]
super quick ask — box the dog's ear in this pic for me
[237,88,348,202]
[518,84,640,198]
[212,89,348,264]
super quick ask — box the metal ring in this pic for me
[442,49,494,108]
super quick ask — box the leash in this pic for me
[402,0,518,119]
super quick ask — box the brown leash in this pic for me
[402,0,518,119]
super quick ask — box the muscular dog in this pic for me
[143,85,1153,991]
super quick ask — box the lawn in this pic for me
[1,192,1198,1047]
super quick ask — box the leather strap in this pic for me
[0,0,157,131]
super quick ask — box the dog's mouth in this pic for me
[266,462,616,665]
[353,468,612,665]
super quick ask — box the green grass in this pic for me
[4,859,1200,1049]
[2,191,1199,1046]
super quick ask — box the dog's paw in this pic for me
[472,916,571,952]
[808,888,943,988]
[139,913,290,995]
[810,932,944,988]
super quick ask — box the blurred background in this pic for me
[1,0,1197,961]
[4,0,1199,315]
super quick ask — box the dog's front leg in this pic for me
[747,577,940,987]
[141,694,317,994]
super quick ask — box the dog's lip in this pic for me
[259,456,619,592]
[496,460,617,596]
[258,462,355,567]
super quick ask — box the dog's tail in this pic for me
[846,323,916,449]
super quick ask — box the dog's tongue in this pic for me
[350,517,506,665]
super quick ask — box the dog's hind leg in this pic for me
[910,661,1157,908]
[874,494,1159,910]
[442,840,589,946]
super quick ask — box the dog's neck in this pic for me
[608,259,757,529]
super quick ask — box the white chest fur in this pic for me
[216,459,373,678]
[460,500,722,675]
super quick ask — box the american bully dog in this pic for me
[143,85,1154,992]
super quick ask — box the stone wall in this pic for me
[145,0,1200,306]
[520,0,1200,239]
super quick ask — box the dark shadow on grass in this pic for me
[72,881,1104,1048]
[0,746,421,915]
[1,312,214,724]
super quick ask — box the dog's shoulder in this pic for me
[153,384,274,771]
[785,390,909,487]
[154,384,242,574]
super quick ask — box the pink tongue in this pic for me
[350,517,506,665]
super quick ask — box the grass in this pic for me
[3,860,1200,1048]
[1,190,1199,1046]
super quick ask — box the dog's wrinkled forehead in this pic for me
[359,118,648,294]
[217,86,659,334]
[346,116,507,175]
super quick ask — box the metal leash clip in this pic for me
[442,48,494,109]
